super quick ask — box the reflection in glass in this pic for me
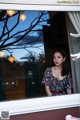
[0,10,48,101]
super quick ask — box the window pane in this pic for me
[0,10,48,101]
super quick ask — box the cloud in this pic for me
[15,31,44,46]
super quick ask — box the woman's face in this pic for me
[53,52,65,66]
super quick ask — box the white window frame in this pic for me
[0,0,80,117]
[0,0,80,11]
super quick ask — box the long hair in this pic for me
[52,49,70,76]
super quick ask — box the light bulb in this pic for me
[0,51,5,57]
[8,54,15,63]
[20,14,26,21]
[7,10,15,16]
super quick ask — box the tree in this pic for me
[0,10,48,53]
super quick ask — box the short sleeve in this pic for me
[65,73,73,89]
[41,68,51,86]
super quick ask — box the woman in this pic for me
[42,49,72,96]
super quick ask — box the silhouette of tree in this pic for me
[0,10,48,52]
[25,52,37,63]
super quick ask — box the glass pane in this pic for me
[0,10,75,101]
[0,10,48,101]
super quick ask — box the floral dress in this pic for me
[42,67,72,95]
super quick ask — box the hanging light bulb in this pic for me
[7,10,15,16]
[8,54,15,63]
[0,51,5,57]
[20,14,26,21]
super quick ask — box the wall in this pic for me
[10,107,80,120]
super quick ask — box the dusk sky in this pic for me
[0,10,49,61]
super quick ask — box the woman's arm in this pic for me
[66,73,72,94]
[45,85,52,96]
[66,88,72,94]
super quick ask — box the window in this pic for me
[0,0,80,116]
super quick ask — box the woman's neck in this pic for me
[53,65,62,71]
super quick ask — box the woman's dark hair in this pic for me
[52,49,70,76]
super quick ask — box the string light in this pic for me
[6,10,26,21]
[20,14,26,21]
[7,10,15,16]
[0,51,5,57]
[8,54,15,63]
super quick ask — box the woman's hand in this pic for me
[45,85,52,96]
[66,88,72,94]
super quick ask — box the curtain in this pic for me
[66,12,80,93]
[68,12,80,34]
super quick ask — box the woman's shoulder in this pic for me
[45,67,52,71]
[65,73,72,78]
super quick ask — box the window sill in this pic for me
[0,94,80,116]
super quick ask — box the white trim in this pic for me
[0,94,80,116]
[0,1,80,11]
[0,0,80,5]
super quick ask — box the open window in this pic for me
[0,0,80,117]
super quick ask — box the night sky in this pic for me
[0,10,49,61]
